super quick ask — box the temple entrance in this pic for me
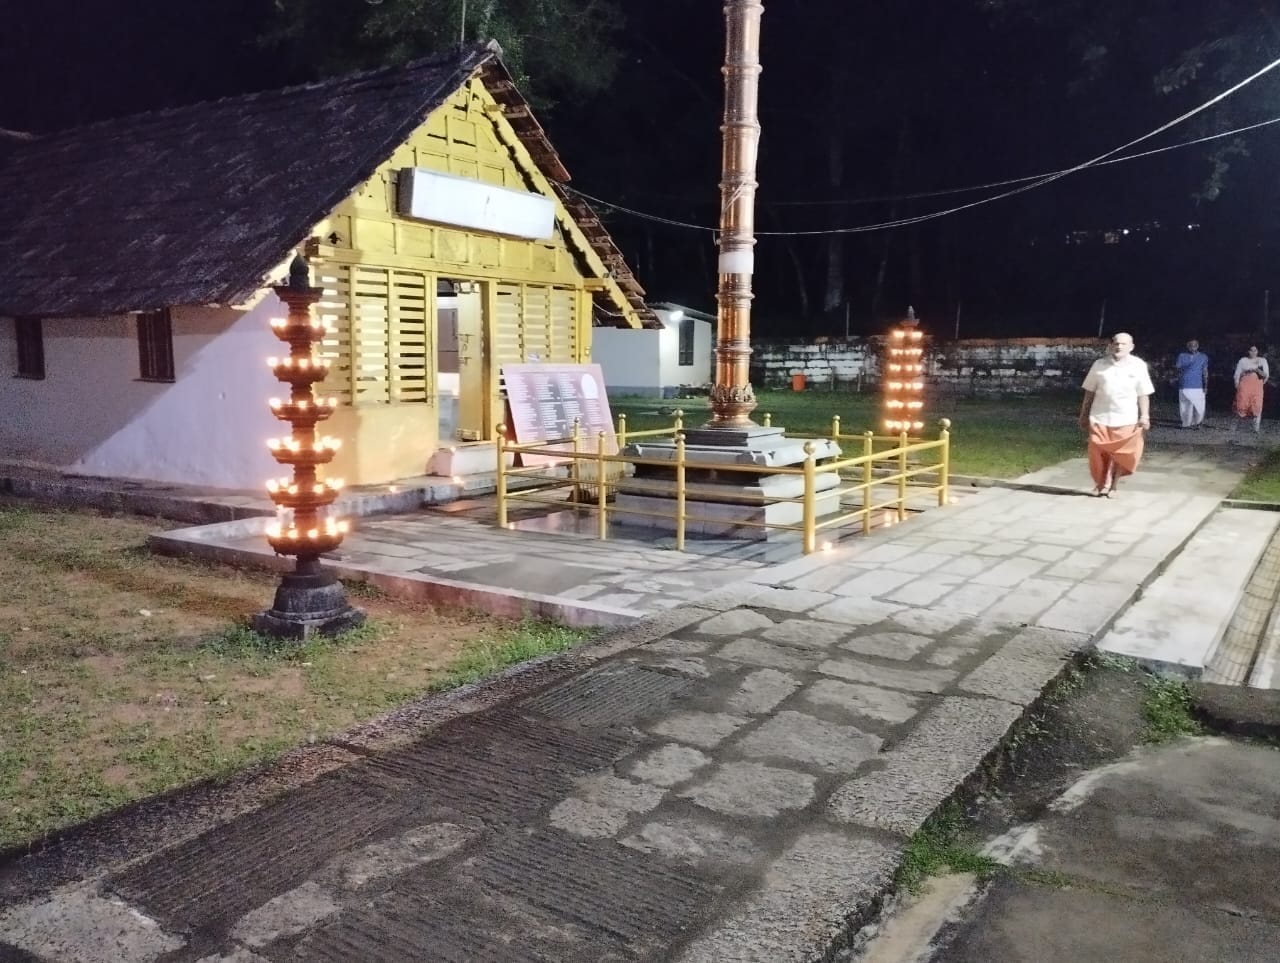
[436,279,460,442]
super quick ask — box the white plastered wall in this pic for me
[0,295,285,490]
[590,327,663,397]
[657,318,714,390]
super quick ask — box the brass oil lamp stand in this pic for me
[253,255,365,639]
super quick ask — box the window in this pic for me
[15,317,45,379]
[137,309,175,382]
[678,318,695,367]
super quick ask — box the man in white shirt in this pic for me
[1078,332,1155,496]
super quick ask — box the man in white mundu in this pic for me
[1078,332,1155,497]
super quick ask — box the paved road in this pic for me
[0,448,1250,963]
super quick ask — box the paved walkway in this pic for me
[0,447,1253,963]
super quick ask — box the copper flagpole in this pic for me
[707,0,764,429]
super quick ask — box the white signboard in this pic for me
[397,168,556,240]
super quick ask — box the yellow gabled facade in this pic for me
[303,75,642,484]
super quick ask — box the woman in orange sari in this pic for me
[1232,345,1269,434]
[1078,333,1155,497]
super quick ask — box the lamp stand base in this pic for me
[253,568,365,641]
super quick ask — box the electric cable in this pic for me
[565,54,1280,236]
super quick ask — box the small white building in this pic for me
[591,302,714,398]
[0,44,657,490]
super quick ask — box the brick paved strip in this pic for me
[827,697,1027,837]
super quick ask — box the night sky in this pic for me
[3,0,1278,342]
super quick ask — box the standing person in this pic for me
[1079,332,1155,497]
[1175,339,1209,428]
[1232,345,1269,434]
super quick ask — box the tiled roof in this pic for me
[0,43,657,327]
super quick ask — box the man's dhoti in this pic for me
[1178,388,1206,427]
[1088,423,1145,489]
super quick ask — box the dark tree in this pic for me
[266,0,625,104]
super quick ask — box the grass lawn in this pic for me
[0,505,594,851]
[1230,447,1280,501]
[612,389,1083,479]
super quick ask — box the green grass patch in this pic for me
[895,801,1002,893]
[201,620,385,660]
[1230,447,1280,502]
[430,620,594,692]
[611,389,1082,479]
[1141,676,1203,743]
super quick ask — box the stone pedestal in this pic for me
[615,426,843,540]
[254,562,365,640]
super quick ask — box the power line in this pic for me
[566,56,1280,237]
[770,115,1280,207]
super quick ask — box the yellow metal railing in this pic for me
[496,412,951,554]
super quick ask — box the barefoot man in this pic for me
[1079,332,1154,497]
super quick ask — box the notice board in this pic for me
[502,363,617,466]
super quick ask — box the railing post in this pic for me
[938,417,952,507]
[596,430,608,540]
[570,416,582,505]
[617,412,628,449]
[897,429,909,522]
[762,412,772,428]
[675,431,687,552]
[803,441,817,554]
[496,423,509,530]
[831,414,840,439]
[862,430,873,535]
[673,408,684,436]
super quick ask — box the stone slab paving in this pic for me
[151,508,780,628]
[0,448,1248,963]
[1101,508,1280,678]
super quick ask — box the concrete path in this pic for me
[0,448,1251,963]
[922,738,1280,963]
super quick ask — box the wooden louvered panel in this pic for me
[549,287,578,363]
[523,285,551,363]
[490,282,581,367]
[352,265,391,406]
[494,282,525,366]
[315,262,434,406]
[389,270,431,404]
[315,268,355,404]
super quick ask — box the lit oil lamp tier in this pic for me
[266,355,333,387]
[264,518,350,558]
[264,435,342,468]
[265,476,344,510]
[268,396,339,428]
